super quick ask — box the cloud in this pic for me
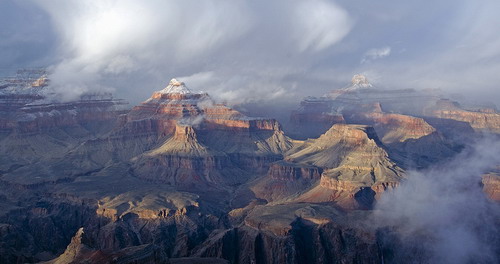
[293,0,352,52]
[374,137,500,263]
[29,0,256,100]
[361,46,391,64]
[176,71,217,93]
[4,0,500,106]
[176,71,296,105]
[22,0,353,102]
[104,55,137,74]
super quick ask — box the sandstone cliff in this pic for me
[251,124,405,209]
[426,99,500,134]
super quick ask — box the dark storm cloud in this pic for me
[0,1,57,75]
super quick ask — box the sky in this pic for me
[1,0,500,106]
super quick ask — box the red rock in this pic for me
[427,99,500,133]
[267,161,323,181]
[482,173,500,201]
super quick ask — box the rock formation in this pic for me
[0,69,127,135]
[290,74,439,138]
[426,99,500,134]
[483,169,500,201]
[0,72,498,263]
[118,79,294,189]
[0,69,128,177]
[252,124,405,209]
[290,75,463,169]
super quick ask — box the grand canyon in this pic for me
[1,1,500,263]
[0,70,498,263]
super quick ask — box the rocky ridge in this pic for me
[251,124,405,209]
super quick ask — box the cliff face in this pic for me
[290,124,404,209]
[0,71,129,175]
[268,162,323,181]
[289,75,439,139]
[483,172,500,201]
[131,124,243,187]
[115,80,294,189]
[426,99,500,134]
[252,124,405,209]
[0,70,127,135]
[196,204,381,264]
[122,79,281,138]
[344,102,436,144]
[289,77,465,169]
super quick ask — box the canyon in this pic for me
[0,72,498,263]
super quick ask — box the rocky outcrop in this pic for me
[341,102,459,169]
[0,189,222,263]
[195,204,381,264]
[42,79,294,190]
[130,118,288,188]
[251,124,405,208]
[289,124,404,209]
[287,124,389,168]
[42,227,97,264]
[482,172,500,201]
[118,79,292,147]
[0,70,127,135]
[426,99,500,134]
[289,75,440,138]
[344,103,436,144]
[268,161,323,181]
[289,77,462,169]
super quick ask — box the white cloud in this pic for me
[16,0,500,105]
[361,46,391,64]
[176,71,216,93]
[293,0,352,52]
[374,137,500,263]
[31,0,254,100]
[105,55,137,74]
[28,0,353,102]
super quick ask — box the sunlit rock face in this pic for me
[483,169,500,201]
[252,124,405,209]
[53,78,293,191]
[124,78,284,137]
[290,75,485,169]
[124,80,293,188]
[292,75,500,139]
[291,124,404,209]
[425,99,500,134]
